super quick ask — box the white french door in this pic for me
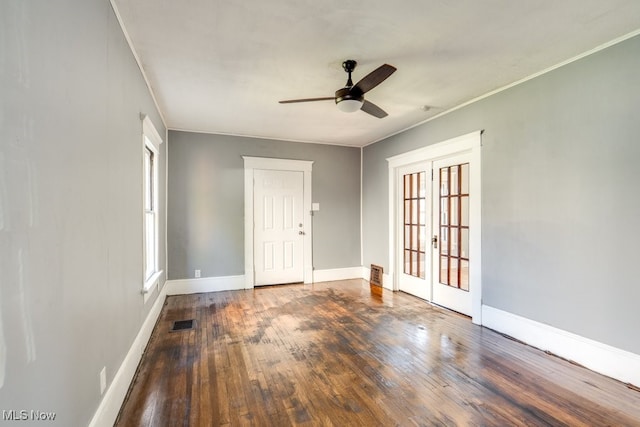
[253,169,305,286]
[396,154,474,317]
[431,153,472,315]
[397,163,432,301]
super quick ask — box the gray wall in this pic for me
[168,131,361,280]
[0,1,166,425]
[363,35,640,355]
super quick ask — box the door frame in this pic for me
[386,131,482,324]
[243,157,314,288]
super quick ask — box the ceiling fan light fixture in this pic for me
[335,87,364,113]
[337,98,364,113]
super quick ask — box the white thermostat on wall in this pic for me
[312,203,320,211]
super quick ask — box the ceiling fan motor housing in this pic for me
[335,86,364,104]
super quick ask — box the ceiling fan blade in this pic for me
[361,100,388,118]
[279,97,335,104]
[353,64,396,94]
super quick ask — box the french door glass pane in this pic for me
[404,200,411,223]
[450,258,459,287]
[450,166,459,195]
[440,256,448,285]
[404,174,410,196]
[440,198,448,225]
[404,250,411,274]
[411,174,418,198]
[461,228,469,259]
[440,227,448,255]
[419,172,426,198]
[411,225,418,251]
[419,199,426,224]
[461,163,469,194]
[460,260,469,291]
[404,225,410,249]
[411,199,418,224]
[450,227,459,257]
[450,197,459,226]
[461,196,469,226]
[440,168,449,196]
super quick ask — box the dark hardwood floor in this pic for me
[116,279,640,426]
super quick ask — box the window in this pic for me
[142,115,163,297]
[143,143,156,282]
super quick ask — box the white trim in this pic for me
[386,131,480,168]
[365,28,640,148]
[362,266,393,290]
[387,131,482,323]
[142,270,163,304]
[168,127,361,148]
[469,144,482,323]
[164,128,168,291]
[244,165,254,289]
[141,114,163,149]
[243,157,314,288]
[482,305,640,388]
[360,147,364,267]
[88,281,168,427]
[313,267,363,283]
[387,166,396,291]
[109,1,167,129]
[165,275,245,295]
[243,157,313,172]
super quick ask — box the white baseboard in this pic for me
[362,266,393,290]
[88,282,168,427]
[482,305,640,387]
[313,267,364,283]
[166,275,245,295]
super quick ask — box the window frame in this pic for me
[141,115,163,301]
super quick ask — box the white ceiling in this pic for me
[113,0,640,147]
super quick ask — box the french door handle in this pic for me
[432,235,438,249]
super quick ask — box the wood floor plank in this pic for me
[116,280,640,426]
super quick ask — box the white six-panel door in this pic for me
[253,169,305,286]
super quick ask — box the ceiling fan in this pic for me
[279,60,397,118]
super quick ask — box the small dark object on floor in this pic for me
[171,319,195,332]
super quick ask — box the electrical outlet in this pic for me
[195,269,201,278]
[99,367,107,395]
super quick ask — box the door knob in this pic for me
[299,231,305,235]
[432,235,438,249]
